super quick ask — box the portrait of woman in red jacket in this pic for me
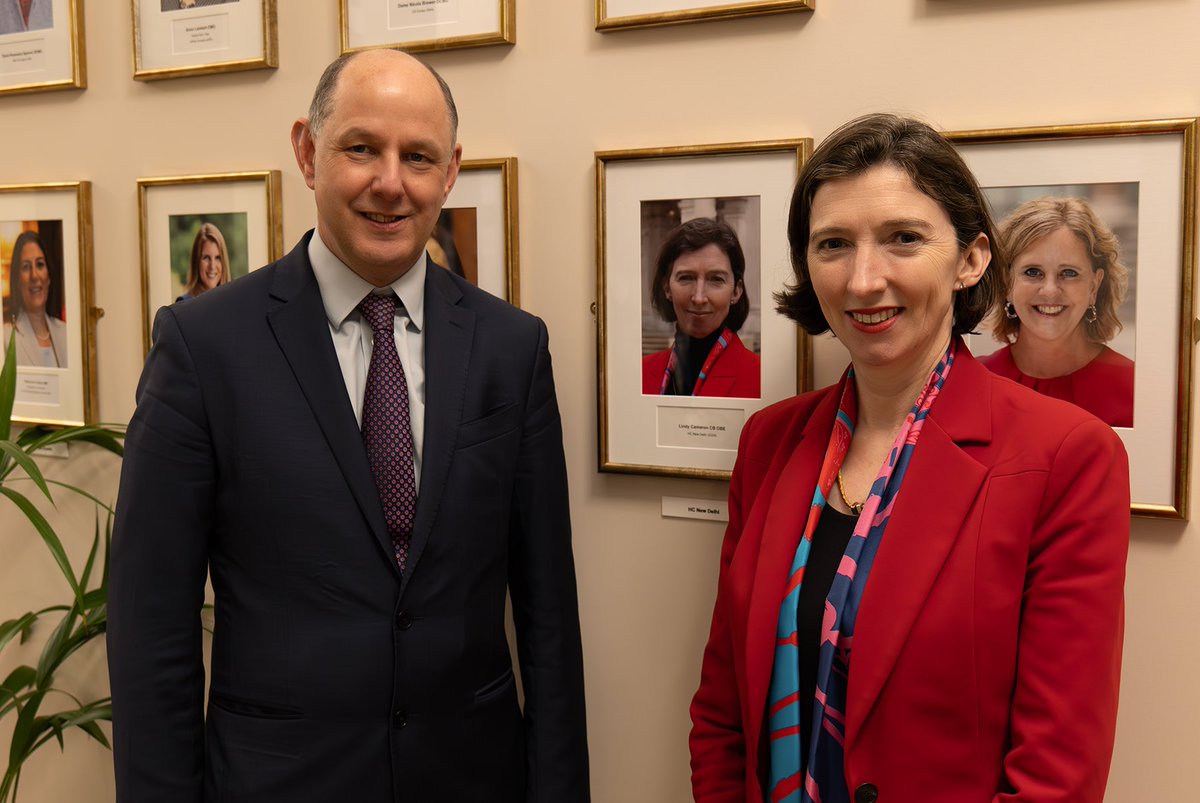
[642,217,761,398]
[980,195,1134,428]
[689,114,1130,803]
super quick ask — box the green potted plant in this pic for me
[0,333,124,802]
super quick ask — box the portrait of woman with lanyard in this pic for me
[642,217,761,398]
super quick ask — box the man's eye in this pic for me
[407,153,429,163]
[347,145,371,154]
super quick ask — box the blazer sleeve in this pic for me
[998,417,1130,802]
[689,413,761,802]
[107,308,213,803]
[505,319,591,802]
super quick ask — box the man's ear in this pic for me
[291,119,317,190]
[442,143,463,202]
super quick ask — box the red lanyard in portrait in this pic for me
[658,327,733,396]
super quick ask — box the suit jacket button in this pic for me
[392,710,407,729]
[854,783,879,803]
[396,610,413,630]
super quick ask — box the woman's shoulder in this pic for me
[740,383,838,447]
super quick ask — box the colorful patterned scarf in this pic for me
[766,341,956,802]
[658,327,733,395]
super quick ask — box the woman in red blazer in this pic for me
[689,115,1130,803]
[642,217,761,398]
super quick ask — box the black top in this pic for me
[796,506,857,775]
[664,326,722,395]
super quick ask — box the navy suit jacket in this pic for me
[108,233,589,802]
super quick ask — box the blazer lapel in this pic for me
[843,347,994,752]
[403,264,475,589]
[265,237,396,577]
[744,384,842,750]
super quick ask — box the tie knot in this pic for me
[358,292,397,336]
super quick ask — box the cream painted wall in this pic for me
[1,1,1198,801]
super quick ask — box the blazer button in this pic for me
[396,610,413,630]
[392,710,408,729]
[854,783,879,803]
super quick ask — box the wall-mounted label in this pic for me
[16,373,60,406]
[172,14,230,55]
[0,39,46,76]
[662,496,728,522]
[390,0,460,29]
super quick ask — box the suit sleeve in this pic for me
[689,414,759,802]
[998,418,1130,802]
[108,308,213,803]
[506,319,591,802]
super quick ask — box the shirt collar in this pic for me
[308,230,426,332]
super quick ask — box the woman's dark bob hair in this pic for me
[650,217,750,334]
[775,113,1004,336]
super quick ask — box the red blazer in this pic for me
[690,346,1129,803]
[642,331,761,398]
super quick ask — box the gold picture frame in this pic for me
[943,119,1196,519]
[0,0,86,97]
[596,0,813,33]
[597,139,812,479]
[0,181,97,426]
[339,0,514,54]
[131,0,278,81]
[440,157,520,305]
[137,171,283,353]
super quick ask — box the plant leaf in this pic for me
[0,487,83,611]
[0,441,52,502]
[0,613,37,655]
[8,689,45,768]
[0,324,16,443]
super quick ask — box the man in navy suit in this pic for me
[108,49,590,802]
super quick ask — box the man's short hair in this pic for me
[306,49,459,144]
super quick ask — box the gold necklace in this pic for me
[836,471,865,515]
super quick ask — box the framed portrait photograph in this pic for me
[132,0,277,81]
[0,181,96,426]
[597,139,812,479]
[0,0,85,96]
[596,0,813,33]
[339,0,514,54]
[435,157,519,304]
[138,171,282,353]
[943,119,1198,518]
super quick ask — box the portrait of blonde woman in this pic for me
[176,222,232,302]
[980,195,1134,427]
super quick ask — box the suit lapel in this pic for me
[843,347,993,752]
[403,264,474,589]
[265,238,396,577]
[744,385,841,750]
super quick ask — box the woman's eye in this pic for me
[1021,267,1043,279]
[1061,269,1079,279]
[816,238,846,252]
[895,231,921,245]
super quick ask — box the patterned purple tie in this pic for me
[358,292,416,572]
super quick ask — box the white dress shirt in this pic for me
[308,232,426,489]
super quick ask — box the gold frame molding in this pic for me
[131,0,278,81]
[947,118,1198,519]
[452,157,520,305]
[596,0,813,33]
[596,138,812,480]
[137,170,283,354]
[338,0,514,54]
[0,181,97,426]
[0,0,86,97]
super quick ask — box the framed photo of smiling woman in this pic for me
[0,181,95,425]
[944,119,1196,519]
[597,138,811,479]
[138,171,283,354]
